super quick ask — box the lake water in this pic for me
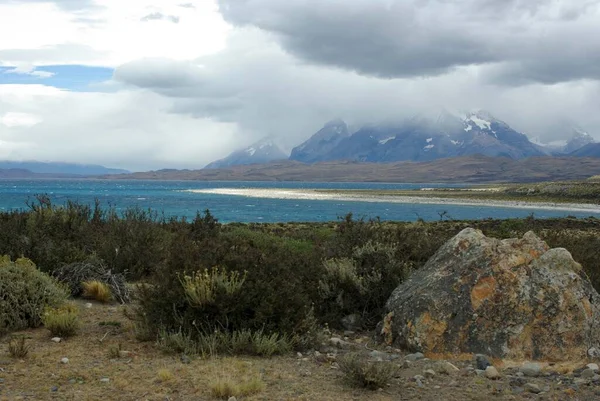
[0,179,597,223]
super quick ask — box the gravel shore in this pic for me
[186,188,600,214]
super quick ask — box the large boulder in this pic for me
[381,228,600,361]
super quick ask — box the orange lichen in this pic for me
[470,276,497,310]
[416,312,448,352]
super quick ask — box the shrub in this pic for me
[0,256,69,335]
[42,303,79,337]
[82,280,112,303]
[133,228,323,350]
[53,258,130,303]
[180,267,246,308]
[338,353,397,390]
[7,335,30,358]
[318,241,412,328]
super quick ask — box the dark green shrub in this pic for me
[0,256,69,335]
[133,228,323,350]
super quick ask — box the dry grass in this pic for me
[7,335,30,358]
[156,368,175,383]
[1,300,587,401]
[41,303,80,337]
[82,280,112,303]
[209,375,265,399]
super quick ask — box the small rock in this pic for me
[68,379,76,384]
[118,350,132,358]
[475,369,486,376]
[100,378,110,383]
[51,386,58,392]
[108,307,118,313]
[329,337,349,348]
[60,358,69,364]
[436,361,460,375]
[51,337,61,343]
[85,303,92,309]
[405,352,425,362]
[413,374,425,381]
[341,314,361,331]
[587,363,599,372]
[227,397,237,401]
[520,362,542,377]
[343,330,355,336]
[485,366,501,380]
[475,354,492,370]
[296,352,303,358]
[524,383,541,394]
[574,378,588,385]
[402,360,412,369]
[589,347,600,359]
[581,369,595,379]
[424,369,436,378]
[180,354,191,364]
[0,378,4,384]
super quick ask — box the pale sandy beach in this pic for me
[185,188,600,214]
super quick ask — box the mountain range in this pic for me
[0,161,129,176]
[206,110,598,167]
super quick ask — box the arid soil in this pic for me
[1,301,599,400]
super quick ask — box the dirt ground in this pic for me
[1,301,599,401]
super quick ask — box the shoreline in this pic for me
[185,188,600,214]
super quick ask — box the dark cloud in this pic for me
[114,29,600,151]
[216,0,600,84]
[140,12,180,24]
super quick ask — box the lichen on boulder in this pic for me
[381,228,600,361]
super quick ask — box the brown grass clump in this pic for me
[338,353,397,390]
[7,335,30,358]
[42,303,80,337]
[156,368,175,383]
[209,376,265,399]
[82,280,112,303]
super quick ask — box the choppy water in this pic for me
[0,179,597,223]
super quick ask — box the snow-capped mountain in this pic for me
[290,110,545,163]
[564,128,596,154]
[529,127,596,155]
[204,137,288,169]
[289,119,350,163]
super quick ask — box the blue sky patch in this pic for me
[0,65,114,91]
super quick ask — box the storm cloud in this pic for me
[216,0,600,83]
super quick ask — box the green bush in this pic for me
[133,227,323,351]
[0,256,69,335]
[318,241,412,328]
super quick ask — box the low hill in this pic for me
[100,155,600,183]
[0,161,129,175]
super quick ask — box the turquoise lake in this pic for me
[0,179,597,223]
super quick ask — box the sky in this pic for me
[1,0,599,171]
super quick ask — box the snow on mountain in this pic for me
[204,136,288,169]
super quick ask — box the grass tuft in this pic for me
[82,280,112,303]
[7,335,30,358]
[156,368,175,383]
[209,376,265,399]
[42,303,79,337]
[338,353,397,390]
